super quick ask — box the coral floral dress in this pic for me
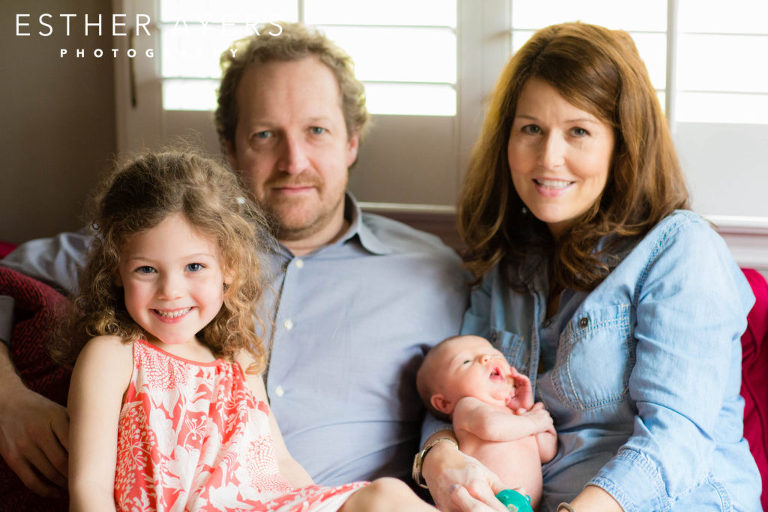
[114,339,366,511]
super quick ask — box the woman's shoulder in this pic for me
[639,209,725,257]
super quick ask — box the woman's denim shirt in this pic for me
[462,211,762,511]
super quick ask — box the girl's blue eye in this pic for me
[186,263,204,272]
[136,266,155,274]
[572,127,589,136]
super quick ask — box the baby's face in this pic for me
[430,335,528,413]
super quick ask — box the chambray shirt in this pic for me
[462,211,762,512]
[0,194,470,485]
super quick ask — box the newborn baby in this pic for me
[417,335,557,509]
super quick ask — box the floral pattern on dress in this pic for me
[114,339,366,511]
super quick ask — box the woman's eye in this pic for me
[521,125,542,135]
[135,266,155,274]
[186,263,204,272]
[310,126,326,135]
[571,127,589,137]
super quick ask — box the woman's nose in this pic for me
[538,133,566,169]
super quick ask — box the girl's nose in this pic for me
[158,274,183,300]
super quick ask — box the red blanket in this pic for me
[0,266,71,511]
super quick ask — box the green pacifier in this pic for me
[495,489,534,512]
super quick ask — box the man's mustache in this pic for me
[265,176,322,189]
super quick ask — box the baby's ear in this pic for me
[430,394,454,415]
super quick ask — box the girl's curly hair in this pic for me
[53,150,274,373]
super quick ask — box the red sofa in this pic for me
[0,246,766,508]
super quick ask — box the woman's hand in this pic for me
[422,440,508,512]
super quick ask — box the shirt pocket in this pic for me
[490,328,528,375]
[550,303,635,410]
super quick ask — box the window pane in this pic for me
[161,24,254,78]
[678,34,768,93]
[365,83,455,116]
[511,0,667,31]
[677,92,768,124]
[163,79,218,111]
[319,26,456,84]
[305,0,456,27]
[678,0,768,34]
[160,0,297,24]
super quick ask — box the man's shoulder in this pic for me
[360,211,462,263]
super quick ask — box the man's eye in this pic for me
[135,266,155,274]
[253,130,272,139]
[186,263,204,272]
[310,126,326,135]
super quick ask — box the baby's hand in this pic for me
[518,403,553,433]
[505,368,534,411]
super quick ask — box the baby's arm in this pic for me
[453,396,553,442]
[237,353,313,488]
[523,403,558,463]
[68,336,133,512]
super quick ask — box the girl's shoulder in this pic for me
[80,334,132,354]
[74,335,134,375]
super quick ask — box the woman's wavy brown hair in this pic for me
[54,150,274,373]
[458,22,689,290]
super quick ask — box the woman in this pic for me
[421,22,761,512]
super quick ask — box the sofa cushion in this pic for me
[740,268,768,511]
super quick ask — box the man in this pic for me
[0,22,468,498]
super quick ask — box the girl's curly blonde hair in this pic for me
[54,150,274,373]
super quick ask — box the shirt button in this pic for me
[294,258,304,269]
[578,317,589,328]
[283,319,294,330]
[274,385,285,397]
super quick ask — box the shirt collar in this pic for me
[340,193,392,255]
[274,192,392,258]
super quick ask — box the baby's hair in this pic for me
[54,149,274,373]
[416,335,465,421]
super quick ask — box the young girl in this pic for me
[61,151,436,512]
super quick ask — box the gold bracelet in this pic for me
[411,437,459,488]
[557,503,576,512]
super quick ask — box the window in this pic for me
[116,0,768,228]
[159,0,457,116]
